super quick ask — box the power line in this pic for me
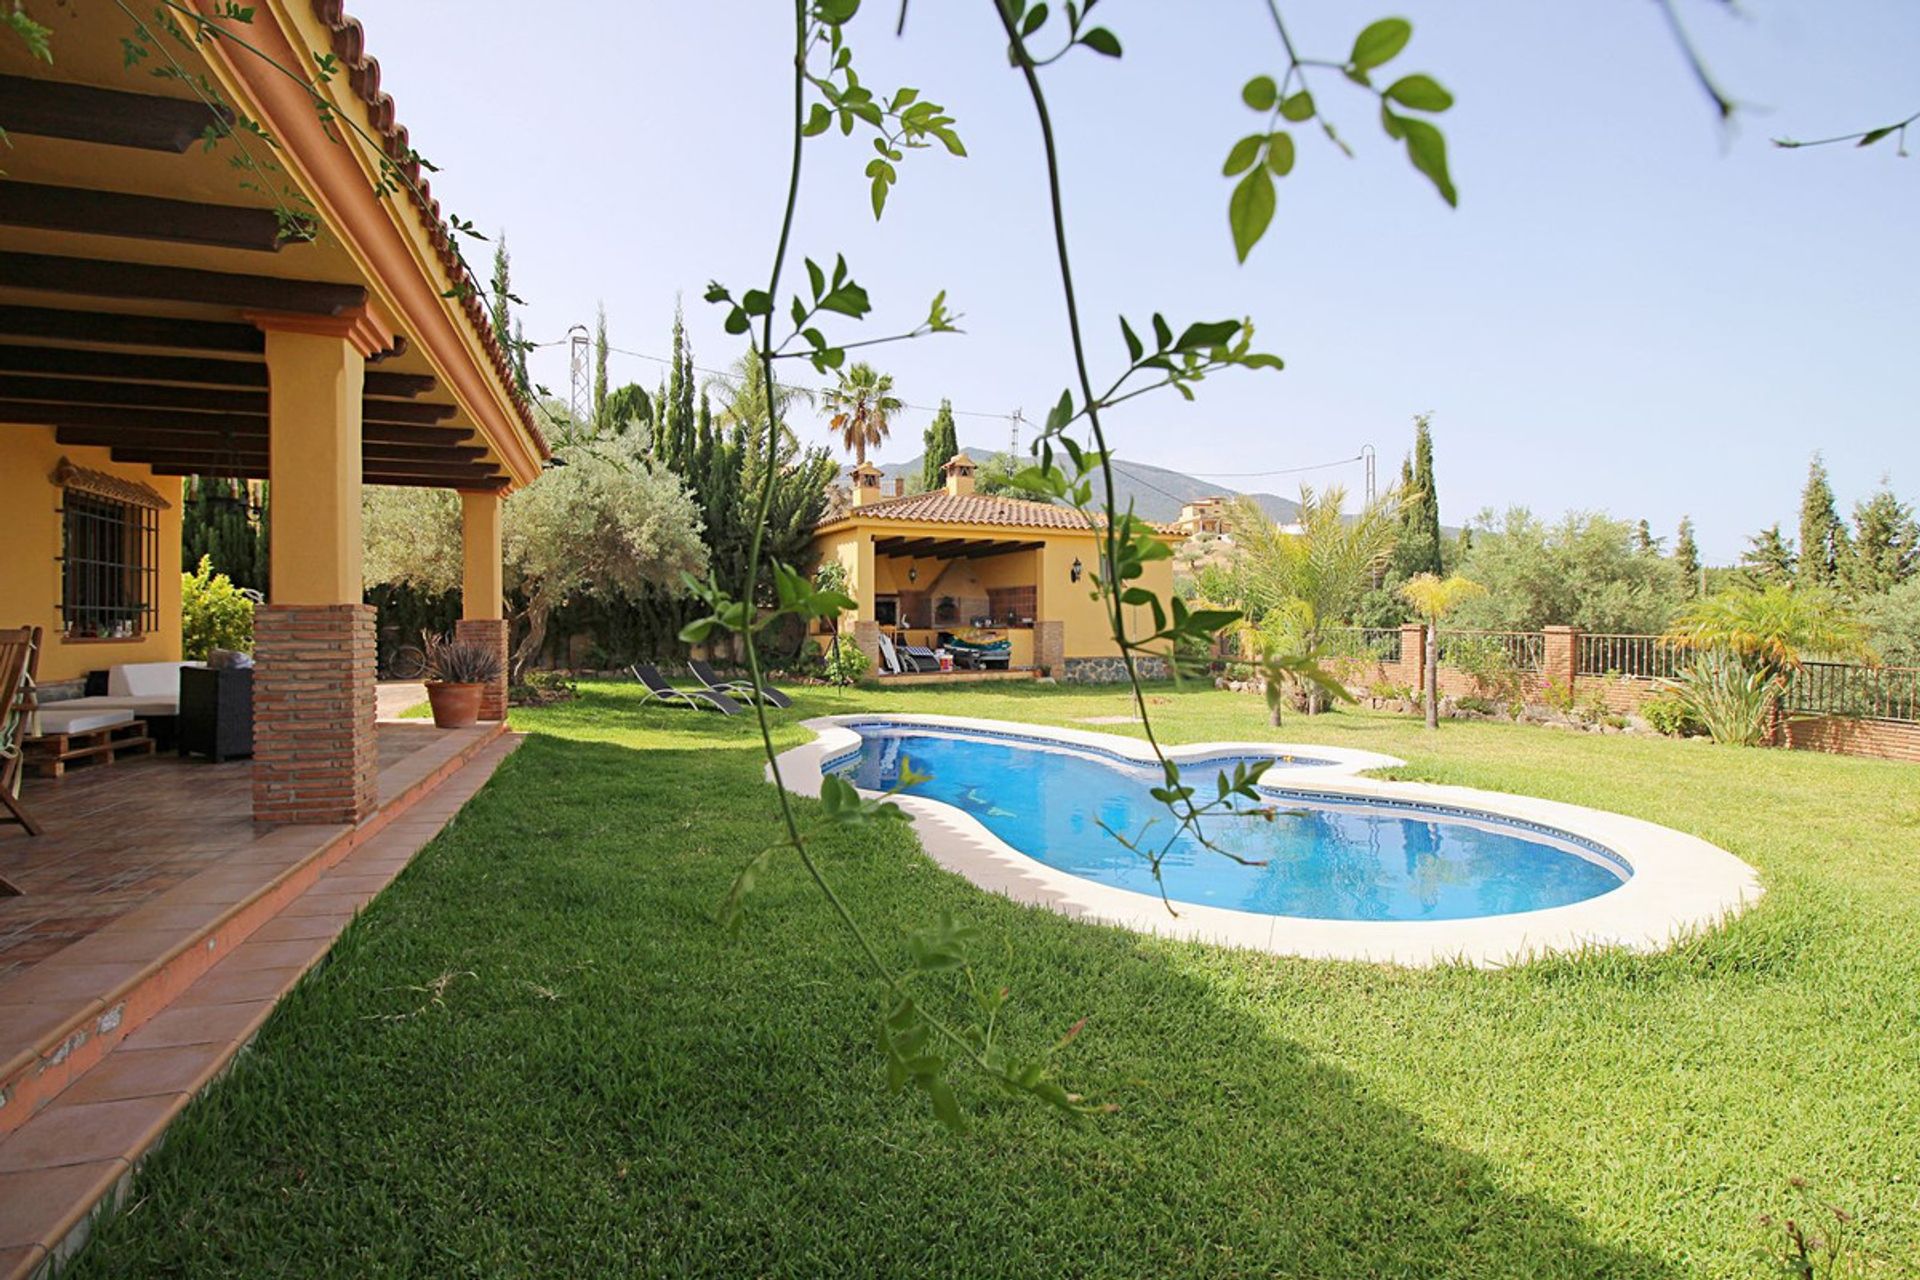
[1184,452,1366,479]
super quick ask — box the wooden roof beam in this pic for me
[0,183,287,252]
[0,375,455,424]
[0,307,265,353]
[0,402,471,445]
[0,252,366,316]
[54,426,487,463]
[0,345,435,397]
[0,75,232,153]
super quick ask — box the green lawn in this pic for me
[74,682,1919,1278]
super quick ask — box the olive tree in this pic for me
[363,452,708,677]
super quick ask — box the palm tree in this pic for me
[1399,572,1487,729]
[1227,485,1399,717]
[1663,584,1874,745]
[705,353,812,452]
[1666,584,1872,680]
[821,362,901,466]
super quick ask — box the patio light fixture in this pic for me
[1070,558,1083,583]
[907,566,918,583]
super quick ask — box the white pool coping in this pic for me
[771,714,1764,968]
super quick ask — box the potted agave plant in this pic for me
[422,633,503,729]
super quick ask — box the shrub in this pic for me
[1455,695,1500,716]
[822,634,871,686]
[1447,633,1524,705]
[1641,693,1705,737]
[424,634,504,685]
[1663,651,1775,746]
[180,555,254,660]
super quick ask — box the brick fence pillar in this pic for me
[1034,621,1065,677]
[252,603,377,825]
[1543,625,1578,697]
[1398,623,1427,692]
[454,617,510,721]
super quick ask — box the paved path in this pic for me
[375,681,428,721]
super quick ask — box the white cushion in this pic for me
[34,706,135,736]
[89,695,179,714]
[107,662,200,698]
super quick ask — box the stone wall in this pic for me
[1061,655,1169,684]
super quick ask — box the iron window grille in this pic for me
[58,488,159,640]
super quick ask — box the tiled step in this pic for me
[0,723,505,1137]
[0,733,520,1279]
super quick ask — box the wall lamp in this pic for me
[1069,558,1083,583]
[907,565,918,583]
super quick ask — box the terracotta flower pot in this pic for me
[425,681,483,729]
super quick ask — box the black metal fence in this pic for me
[1321,626,1404,664]
[1784,661,1920,724]
[1436,629,1544,673]
[1576,632,1685,681]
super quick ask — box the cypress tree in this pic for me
[921,399,958,492]
[593,302,609,430]
[1633,519,1658,554]
[1798,453,1849,587]
[1391,413,1443,579]
[488,233,513,349]
[1675,516,1701,594]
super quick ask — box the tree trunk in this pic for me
[509,591,553,684]
[1425,620,1440,730]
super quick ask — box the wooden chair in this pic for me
[0,627,44,836]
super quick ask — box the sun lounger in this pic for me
[629,663,742,715]
[689,660,792,709]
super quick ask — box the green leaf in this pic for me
[1228,167,1275,263]
[740,289,773,317]
[1349,17,1412,71]
[818,282,872,318]
[1080,27,1122,57]
[714,844,783,934]
[1279,91,1315,122]
[1021,2,1048,37]
[1384,73,1452,112]
[1266,131,1296,177]
[802,103,832,136]
[1398,115,1457,206]
[1172,319,1240,352]
[815,0,860,22]
[1857,126,1896,147]
[1119,316,1143,363]
[1241,75,1278,112]
[805,257,825,301]
[1222,134,1263,177]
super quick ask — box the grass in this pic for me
[73,681,1920,1278]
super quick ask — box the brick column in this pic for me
[1543,625,1578,698]
[454,618,510,721]
[1398,623,1427,692]
[252,604,377,825]
[1034,620,1065,677]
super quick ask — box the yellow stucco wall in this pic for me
[1,426,184,683]
[811,523,1172,660]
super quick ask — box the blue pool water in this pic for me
[829,726,1629,921]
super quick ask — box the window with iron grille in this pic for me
[58,487,159,640]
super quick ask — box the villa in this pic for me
[813,453,1180,682]
[0,7,541,1271]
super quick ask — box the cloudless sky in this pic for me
[351,1,1917,562]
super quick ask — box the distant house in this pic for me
[811,454,1180,682]
[1175,496,1231,538]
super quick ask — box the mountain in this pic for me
[872,443,1303,525]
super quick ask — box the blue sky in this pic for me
[352,1,1916,562]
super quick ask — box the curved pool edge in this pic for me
[769,714,1764,969]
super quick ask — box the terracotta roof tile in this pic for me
[823,491,1177,535]
[309,2,547,459]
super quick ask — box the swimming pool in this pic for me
[827,724,1628,922]
[779,715,1761,965]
